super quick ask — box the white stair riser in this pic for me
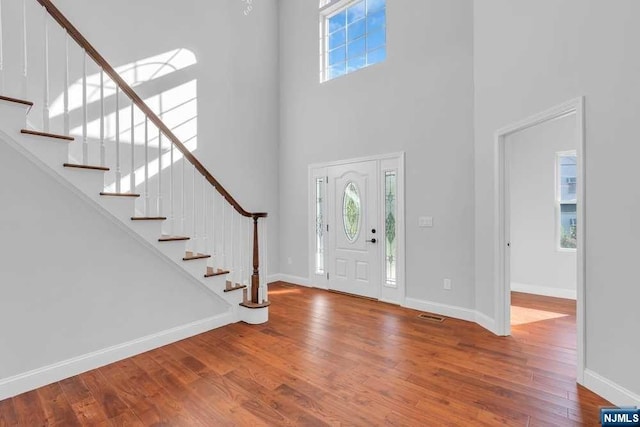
[129,220,164,242]
[0,103,29,130]
[181,258,209,279]
[59,168,106,196]
[155,241,188,261]
[202,274,227,293]
[18,136,69,168]
[219,290,245,306]
[98,197,136,221]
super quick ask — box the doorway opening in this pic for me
[308,153,405,304]
[495,97,586,384]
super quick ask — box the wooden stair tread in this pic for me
[183,253,211,261]
[100,192,140,197]
[64,163,110,171]
[158,236,190,242]
[224,281,247,293]
[131,217,167,221]
[239,301,271,309]
[0,95,34,107]
[205,268,230,278]
[21,129,74,141]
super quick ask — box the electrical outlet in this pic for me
[287,257,293,265]
[443,278,452,290]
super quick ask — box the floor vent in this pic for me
[418,313,445,323]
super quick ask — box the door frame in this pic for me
[308,152,406,304]
[494,97,586,384]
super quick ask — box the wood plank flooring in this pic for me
[1,284,609,426]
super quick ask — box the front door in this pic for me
[327,161,380,299]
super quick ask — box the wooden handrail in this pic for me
[35,0,267,219]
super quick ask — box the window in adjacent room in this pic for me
[319,0,386,82]
[556,151,577,250]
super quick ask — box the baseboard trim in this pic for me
[0,311,233,401]
[475,311,498,334]
[267,274,280,284]
[269,273,315,288]
[269,277,496,332]
[583,369,640,407]
[511,282,577,300]
[403,297,476,323]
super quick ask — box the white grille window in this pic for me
[319,0,387,82]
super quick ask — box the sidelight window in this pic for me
[384,171,397,286]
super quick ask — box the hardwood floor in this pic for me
[1,284,609,426]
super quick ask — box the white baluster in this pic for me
[82,51,88,165]
[230,209,235,283]
[21,0,27,98]
[115,87,121,193]
[239,214,245,286]
[237,213,242,286]
[181,156,186,236]
[202,176,208,258]
[192,166,198,254]
[157,129,163,217]
[130,103,135,193]
[239,213,244,287]
[144,117,149,216]
[63,33,69,136]
[263,218,268,302]
[169,142,174,236]
[42,7,49,132]
[241,218,246,286]
[248,217,253,287]
[211,189,217,269]
[99,70,105,167]
[0,0,4,93]
[238,213,242,284]
[221,197,226,269]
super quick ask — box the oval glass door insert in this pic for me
[343,181,361,242]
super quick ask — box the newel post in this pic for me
[251,215,260,303]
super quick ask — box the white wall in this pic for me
[0,137,227,383]
[474,0,640,400]
[2,0,280,275]
[279,0,475,308]
[508,114,576,299]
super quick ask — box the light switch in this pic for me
[418,216,433,228]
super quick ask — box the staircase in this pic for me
[0,0,270,325]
